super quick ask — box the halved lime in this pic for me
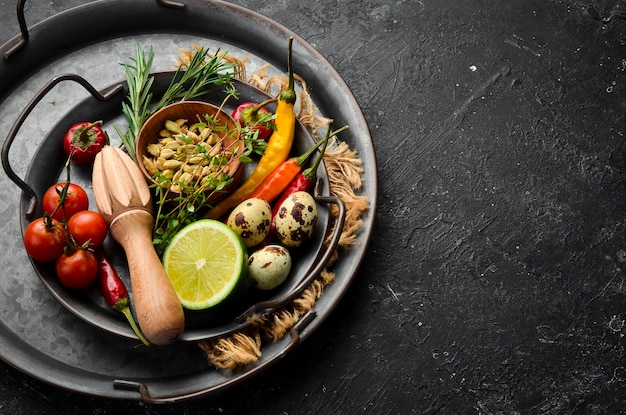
[163,219,247,310]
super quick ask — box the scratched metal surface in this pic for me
[1,0,626,413]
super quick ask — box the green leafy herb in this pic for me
[239,125,269,163]
[156,49,235,107]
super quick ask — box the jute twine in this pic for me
[178,48,369,369]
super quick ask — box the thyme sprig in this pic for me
[150,112,240,254]
[151,176,234,256]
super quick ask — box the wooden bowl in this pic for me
[136,101,244,205]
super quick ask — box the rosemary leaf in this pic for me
[119,45,155,161]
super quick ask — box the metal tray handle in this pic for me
[113,311,317,404]
[0,73,123,218]
[3,0,185,59]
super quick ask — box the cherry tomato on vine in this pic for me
[55,249,98,289]
[42,182,89,221]
[67,210,108,249]
[23,218,66,262]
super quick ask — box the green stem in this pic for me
[118,303,150,347]
[253,98,278,112]
[279,37,296,104]
[76,120,102,144]
[302,124,349,179]
[294,126,333,167]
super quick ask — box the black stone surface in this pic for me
[1,0,626,413]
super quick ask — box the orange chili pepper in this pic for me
[248,130,333,204]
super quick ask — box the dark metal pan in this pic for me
[2,71,345,342]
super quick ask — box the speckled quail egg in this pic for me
[274,191,318,248]
[226,198,272,248]
[248,245,292,290]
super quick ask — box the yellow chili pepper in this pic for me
[204,37,297,220]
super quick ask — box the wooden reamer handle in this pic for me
[109,209,185,345]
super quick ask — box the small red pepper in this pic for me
[63,120,108,165]
[231,99,276,142]
[97,251,150,346]
[261,124,348,244]
[248,127,336,204]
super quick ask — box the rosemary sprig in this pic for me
[118,44,155,161]
[156,49,235,108]
[117,45,237,161]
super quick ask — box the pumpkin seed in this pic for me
[164,141,180,150]
[142,156,158,176]
[143,114,238,194]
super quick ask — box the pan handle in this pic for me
[1,73,123,218]
[3,0,185,59]
[237,180,347,321]
[113,311,317,403]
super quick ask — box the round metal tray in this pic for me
[0,0,377,403]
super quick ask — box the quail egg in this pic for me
[248,245,292,290]
[274,191,318,248]
[226,198,272,248]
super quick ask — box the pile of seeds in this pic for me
[141,116,237,193]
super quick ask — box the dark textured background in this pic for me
[1,0,626,413]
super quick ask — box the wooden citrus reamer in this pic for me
[92,145,184,345]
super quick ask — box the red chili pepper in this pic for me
[249,129,334,204]
[97,251,150,346]
[63,120,108,165]
[231,98,276,142]
[261,124,348,244]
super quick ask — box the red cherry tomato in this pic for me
[63,121,108,165]
[42,182,89,221]
[67,210,108,249]
[55,249,98,289]
[231,101,273,141]
[23,218,66,262]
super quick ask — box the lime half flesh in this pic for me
[163,219,247,310]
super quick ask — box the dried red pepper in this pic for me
[97,251,150,346]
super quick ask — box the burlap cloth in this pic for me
[177,49,370,370]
